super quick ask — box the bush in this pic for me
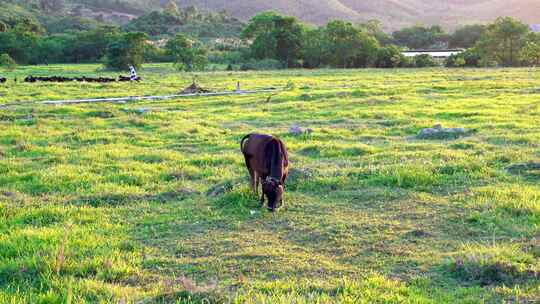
[445,54,466,67]
[0,53,16,70]
[105,32,147,70]
[400,56,415,68]
[413,54,438,67]
[165,34,208,71]
[375,45,404,68]
[144,44,171,63]
[463,49,482,67]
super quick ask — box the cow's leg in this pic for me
[281,173,288,207]
[260,189,265,206]
[252,171,258,195]
[259,175,266,206]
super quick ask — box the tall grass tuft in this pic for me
[54,222,72,275]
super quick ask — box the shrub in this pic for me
[400,55,415,67]
[463,49,482,67]
[413,54,438,67]
[165,34,208,71]
[375,45,404,68]
[105,32,147,70]
[144,44,171,62]
[445,54,466,67]
[0,53,16,70]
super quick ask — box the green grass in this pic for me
[1,64,540,303]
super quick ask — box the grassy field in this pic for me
[0,64,539,303]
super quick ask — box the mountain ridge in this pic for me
[174,0,539,30]
[2,0,538,31]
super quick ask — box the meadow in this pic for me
[0,64,539,303]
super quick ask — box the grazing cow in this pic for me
[240,133,289,211]
[0,77,6,83]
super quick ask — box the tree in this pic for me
[242,11,278,40]
[242,12,304,67]
[106,32,147,70]
[393,25,448,49]
[449,24,485,48]
[414,54,438,67]
[323,20,379,68]
[521,41,540,66]
[302,27,326,68]
[352,35,379,68]
[358,20,394,45]
[164,0,179,15]
[165,33,208,71]
[0,53,17,71]
[12,18,45,36]
[71,26,119,62]
[272,16,304,67]
[445,54,466,67]
[475,17,529,66]
[376,45,404,68]
[462,49,482,67]
[0,30,40,64]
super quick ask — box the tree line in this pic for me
[237,13,540,69]
[1,8,540,71]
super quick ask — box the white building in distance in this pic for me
[401,49,465,61]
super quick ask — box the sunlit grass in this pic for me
[0,64,539,302]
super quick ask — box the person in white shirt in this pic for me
[129,65,138,81]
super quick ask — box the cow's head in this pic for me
[262,177,284,212]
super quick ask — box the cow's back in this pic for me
[242,134,273,174]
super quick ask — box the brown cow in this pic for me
[241,133,289,211]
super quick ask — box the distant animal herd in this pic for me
[0,75,141,83]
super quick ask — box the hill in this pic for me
[2,0,538,31]
[176,0,540,30]
[0,0,243,38]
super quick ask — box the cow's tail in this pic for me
[240,134,251,154]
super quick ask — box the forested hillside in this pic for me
[0,0,243,37]
[2,0,538,31]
